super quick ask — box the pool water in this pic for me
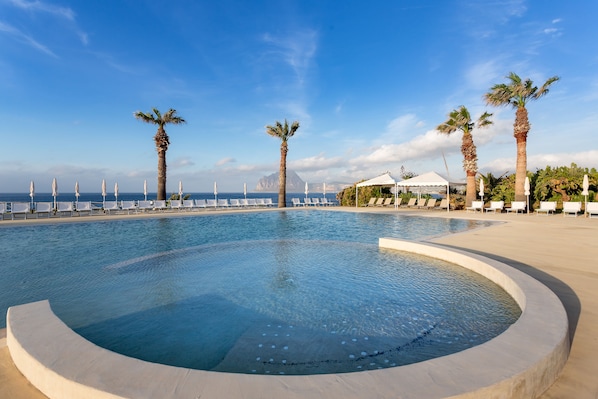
[0,210,518,375]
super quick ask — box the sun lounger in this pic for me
[423,198,437,209]
[466,201,484,212]
[56,201,74,217]
[311,198,320,206]
[217,199,230,208]
[103,201,120,214]
[562,201,581,217]
[416,198,428,208]
[366,197,377,207]
[153,200,168,211]
[182,200,194,211]
[194,199,207,209]
[120,200,137,214]
[230,199,241,207]
[206,199,217,208]
[506,201,526,213]
[137,200,153,212]
[256,198,266,207]
[535,201,556,215]
[264,198,275,207]
[393,197,402,207]
[0,202,8,220]
[404,198,417,208]
[292,198,303,207]
[75,201,93,216]
[170,200,183,211]
[239,198,249,207]
[35,202,53,218]
[10,202,31,220]
[436,198,449,210]
[485,201,504,213]
[380,197,393,207]
[587,202,598,218]
[373,198,384,207]
[247,198,258,207]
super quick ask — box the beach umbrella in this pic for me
[478,177,484,202]
[305,181,309,199]
[178,180,183,200]
[52,178,58,210]
[243,182,247,200]
[323,182,326,198]
[101,179,107,207]
[524,176,531,214]
[29,180,35,207]
[582,174,589,216]
[75,181,80,207]
[143,179,148,201]
[214,181,218,201]
[114,182,119,201]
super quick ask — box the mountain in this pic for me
[255,170,305,192]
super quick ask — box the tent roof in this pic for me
[356,172,397,187]
[396,171,464,187]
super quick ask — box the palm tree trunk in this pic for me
[278,141,288,207]
[157,149,167,201]
[465,171,477,207]
[514,107,530,201]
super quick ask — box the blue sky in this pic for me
[1,0,597,194]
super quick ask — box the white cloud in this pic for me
[0,21,57,57]
[9,0,75,20]
[262,29,318,86]
[215,157,236,167]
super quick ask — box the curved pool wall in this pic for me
[7,239,569,399]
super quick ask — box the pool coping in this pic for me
[6,239,569,399]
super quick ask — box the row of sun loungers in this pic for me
[0,198,278,219]
[291,198,337,206]
[361,197,450,210]
[466,200,598,217]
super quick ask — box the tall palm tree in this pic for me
[484,72,559,201]
[134,108,186,201]
[437,106,493,207]
[265,119,300,208]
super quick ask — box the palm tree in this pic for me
[437,106,493,207]
[134,108,186,201]
[484,72,559,201]
[265,119,300,208]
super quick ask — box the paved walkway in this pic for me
[1,208,597,398]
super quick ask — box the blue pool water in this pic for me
[0,210,518,375]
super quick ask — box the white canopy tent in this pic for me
[355,172,399,208]
[396,171,465,212]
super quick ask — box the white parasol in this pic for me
[114,182,119,201]
[478,177,484,203]
[582,174,589,216]
[178,180,183,200]
[29,180,35,207]
[101,179,107,207]
[323,182,326,198]
[52,178,58,210]
[143,179,148,201]
[75,181,80,207]
[524,176,531,214]
[305,181,309,199]
[214,181,218,201]
[243,182,247,200]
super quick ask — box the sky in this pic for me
[1,0,597,194]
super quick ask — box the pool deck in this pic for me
[1,207,597,398]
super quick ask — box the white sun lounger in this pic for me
[264,198,275,207]
[292,198,303,207]
[35,202,53,218]
[121,200,137,214]
[103,201,120,214]
[0,202,8,220]
[182,200,194,211]
[247,198,258,207]
[562,201,581,217]
[404,198,417,208]
[535,201,556,215]
[587,202,598,218]
[217,199,230,208]
[466,201,484,212]
[230,199,241,207]
[153,200,168,211]
[436,198,449,210]
[506,201,526,213]
[56,201,74,217]
[10,202,31,220]
[485,201,504,213]
[206,199,217,208]
[75,201,93,216]
[137,200,153,212]
[194,199,207,210]
[170,200,183,211]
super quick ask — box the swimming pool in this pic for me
[0,210,518,375]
